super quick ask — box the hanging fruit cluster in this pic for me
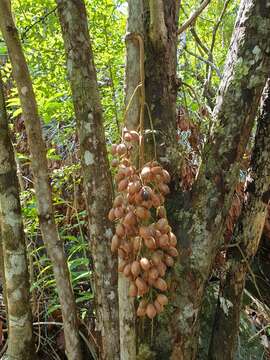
[108,128,179,319]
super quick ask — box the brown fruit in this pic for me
[154,278,168,291]
[129,282,138,297]
[131,261,141,277]
[157,261,167,277]
[118,178,129,191]
[158,183,170,195]
[113,195,124,207]
[111,235,120,253]
[114,207,125,219]
[156,218,168,231]
[152,251,163,266]
[135,277,148,292]
[149,267,159,280]
[167,246,179,257]
[130,130,140,142]
[140,258,151,271]
[123,211,137,226]
[121,158,130,167]
[108,208,115,221]
[157,206,166,218]
[137,306,146,317]
[111,144,118,155]
[133,236,141,252]
[118,248,126,259]
[159,234,169,248]
[137,286,149,296]
[116,223,125,237]
[144,237,156,250]
[124,132,133,142]
[127,193,135,204]
[139,226,153,239]
[164,254,174,267]
[162,169,171,183]
[154,299,163,314]
[136,206,151,220]
[121,241,132,254]
[156,294,168,306]
[114,172,125,183]
[111,159,119,167]
[123,263,132,277]
[117,143,127,155]
[169,232,177,246]
[138,299,148,309]
[146,304,157,319]
[151,166,163,175]
[141,166,151,181]
[128,181,141,195]
[151,193,161,207]
[125,225,137,237]
[142,270,149,282]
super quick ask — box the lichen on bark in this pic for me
[56,1,120,359]
[0,71,35,359]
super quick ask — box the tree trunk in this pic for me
[171,1,270,358]
[117,1,145,358]
[56,1,120,359]
[0,70,35,359]
[143,0,180,164]
[0,2,82,359]
[208,78,270,360]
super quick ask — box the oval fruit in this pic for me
[108,208,115,221]
[154,278,168,291]
[129,282,138,297]
[131,261,141,277]
[140,257,151,271]
[156,294,168,306]
[146,304,157,319]
[167,246,179,257]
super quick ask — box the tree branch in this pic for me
[178,0,211,35]
[184,47,222,78]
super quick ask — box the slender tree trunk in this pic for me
[208,78,270,360]
[56,1,120,359]
[171,1,270,358]
[0,72,35,359]
[0,2,82,359]
[117,1,145,358]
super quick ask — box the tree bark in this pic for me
[56,1,120,359]
[0,2,82,359]
[117,1,145,358]
[143,0,180,165]
[0,71,35,359]
[208,78,270,360]
[171,1,270,358]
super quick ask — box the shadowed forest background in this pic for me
[0,0,270,359]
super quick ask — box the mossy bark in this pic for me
[170,1,270,358]
[56,1,120,359]
[0,2,82,359]
[208,78,270,360]
[0,72,35,359]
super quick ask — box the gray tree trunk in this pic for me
[118,1,145,358]
[0,1,82,359]
[171,1,270,358]
[56,1,120,359]
[0,70,35,359]
[208,78,270,360]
